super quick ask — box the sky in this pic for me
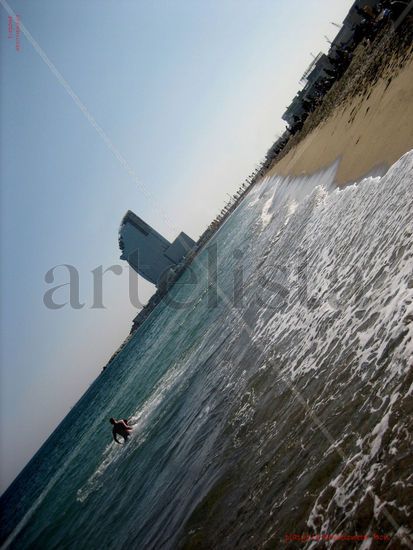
[0,0,354,492]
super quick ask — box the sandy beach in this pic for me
[268,27,413,185]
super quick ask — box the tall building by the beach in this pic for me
[119,210,196,286]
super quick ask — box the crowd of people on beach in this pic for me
[287,0,410,137]
[354,0,410,41]
[266,0,411,162]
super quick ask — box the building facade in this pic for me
[119,210,196,286]
[282,0,384,128]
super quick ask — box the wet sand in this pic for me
[268,31,413,185]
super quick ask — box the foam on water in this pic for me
[76,359,192,503]
[1,151,412,549]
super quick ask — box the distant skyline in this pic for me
[0,0,354,492]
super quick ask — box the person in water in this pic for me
[109,417,132,444]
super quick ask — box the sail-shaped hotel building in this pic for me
[119,210,196,287]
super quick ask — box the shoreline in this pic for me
[106,16,413,368]
[266,24,413,185]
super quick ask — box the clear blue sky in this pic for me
[0,0,353,492]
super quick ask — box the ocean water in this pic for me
[1,152,412,549]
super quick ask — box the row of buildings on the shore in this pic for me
[256,0,412,178]
[115,0,412,339]
[281,0,411,134]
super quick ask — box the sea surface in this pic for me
[1,152,412,549]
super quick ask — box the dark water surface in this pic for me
[1,152,412,549]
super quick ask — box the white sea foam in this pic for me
[5,152,412,549]
[76,360,191,503]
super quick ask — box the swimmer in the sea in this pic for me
[109,417,132,444]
